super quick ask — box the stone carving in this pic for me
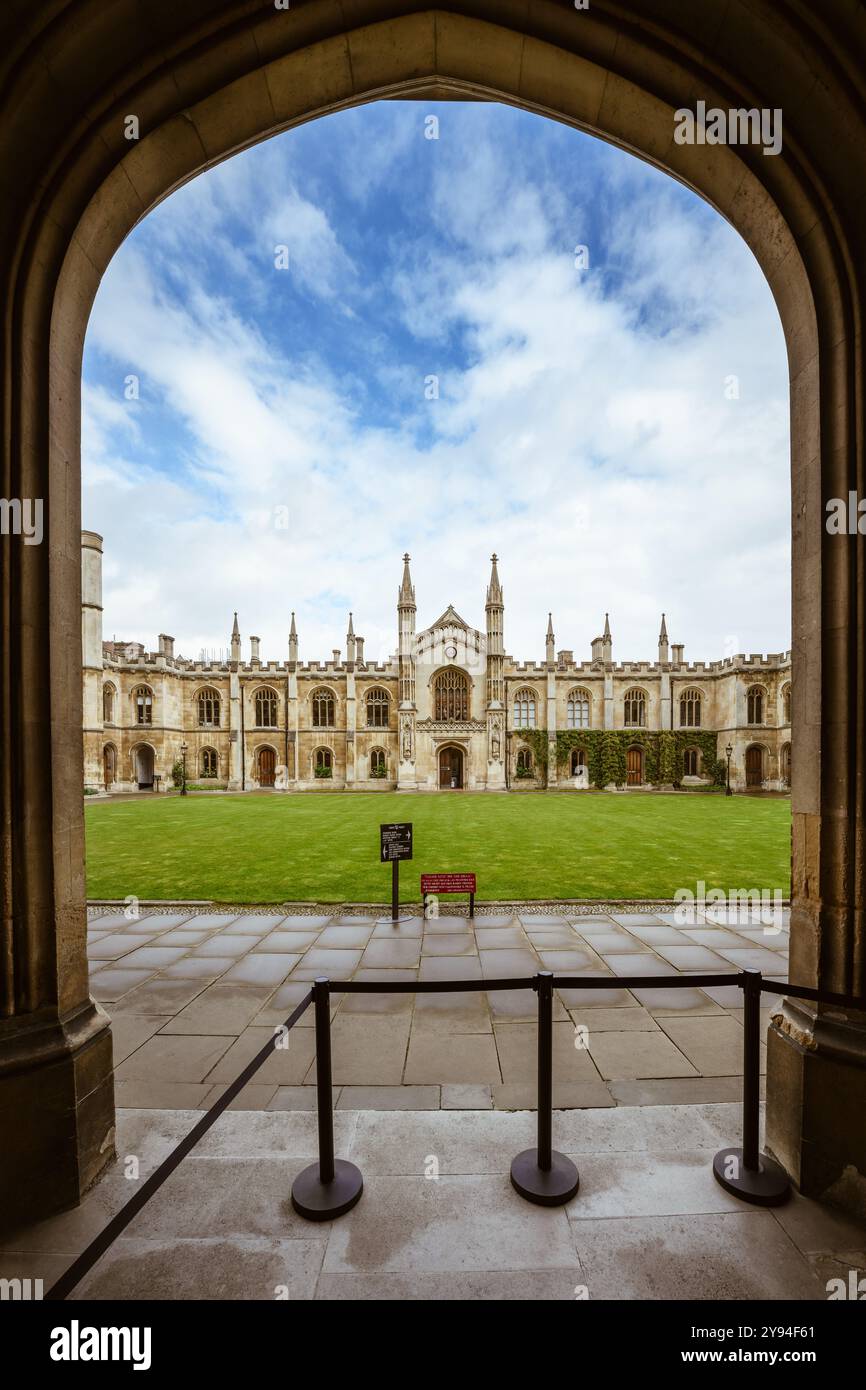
[400,711,415,761]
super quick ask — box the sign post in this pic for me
[380,823,413,923]
[420,872,477,918]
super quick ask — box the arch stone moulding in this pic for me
[1,1,864,1223]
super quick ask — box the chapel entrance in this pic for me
[439,746,464,789]
[626,747,643,786]
[258,747,276,787]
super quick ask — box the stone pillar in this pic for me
[1,436,114,1231]
[81,531,104,792]
[228,670,242,790]
[603,672,614,730]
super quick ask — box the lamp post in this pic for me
[180,740,188,797]
[725,743,733,797]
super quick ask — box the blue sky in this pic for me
[82,100,790,665]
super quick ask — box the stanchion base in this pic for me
[291,1160,364,1221]
[377,915,416,926]
[510,1149,579,1207]
[712,1147,790,1206]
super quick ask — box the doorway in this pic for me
[626,747,643,786]
[135,745,154,789]
[746,745,765,788]
[102,744,116,790]
[439,746,464,789]
[258,747,276,787]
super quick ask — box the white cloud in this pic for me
[82,103,790,668]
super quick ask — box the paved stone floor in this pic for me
[3,1104,864,1300]
[87,906,789,1110]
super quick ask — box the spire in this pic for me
[289,611,297,640]
[486,553,503,606]
[288,611,298,665]
[231,611,240,639]
[658,612,669,665]
[547,612,555,639]
[602,612,612,666]
[347,611,355,638]
[398,552,415,606]
[346,611,356,665]
[546,611,555,664]
[230,611,240,663]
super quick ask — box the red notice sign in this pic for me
[421,873,476,894]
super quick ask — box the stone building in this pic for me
[82,530,792,795]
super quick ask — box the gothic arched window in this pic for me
[255,686,278,727]
[314,746,333,777]
[366,687,390,728]
[782,683,792,724]
[370,748,387,777]
[201,747,218,778]
[680,689,702,727]
[683,747,700,777]
[434,669,469,721]
[516,748,533,775]
[747,685,765,724]
[198,687,221,728]
[102,683,116,723]
[312,688,336,728]
[624,688,647,727]
[513,687,537,729]
[133,685,152,726]
[567,688,590,729]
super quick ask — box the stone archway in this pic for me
[2,1,865,1221]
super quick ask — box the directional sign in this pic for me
[380,822,413,862]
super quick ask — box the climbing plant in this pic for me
[511,728,723,788]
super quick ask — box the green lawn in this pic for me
[84,792,791,904]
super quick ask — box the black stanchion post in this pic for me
[291,978,364,1220]
[510,971,580,1206]
[392,858,399,923]
[712,967,790,1206]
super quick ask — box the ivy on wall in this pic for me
[512,727,724,788]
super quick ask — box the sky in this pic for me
[82,100,791,668]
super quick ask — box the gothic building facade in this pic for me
[82,531,792,795]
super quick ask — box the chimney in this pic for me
[591,636,604,663]
[356,635,365,666]
[160,634,174,660]
[671,643,684,668]
[332,648,341,667]
[250,635,260,664]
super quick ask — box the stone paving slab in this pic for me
[3,1103,860,1302]
[85,906,791,1109]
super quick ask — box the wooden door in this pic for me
[746,746,763,787]
[626,747,642,785]
[439,747,463,788]
[259,747,276,786]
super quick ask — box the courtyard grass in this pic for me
[84,791,791,904]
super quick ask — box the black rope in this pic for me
[46,988,313,1301]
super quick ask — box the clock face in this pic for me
[444,644,458,660]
